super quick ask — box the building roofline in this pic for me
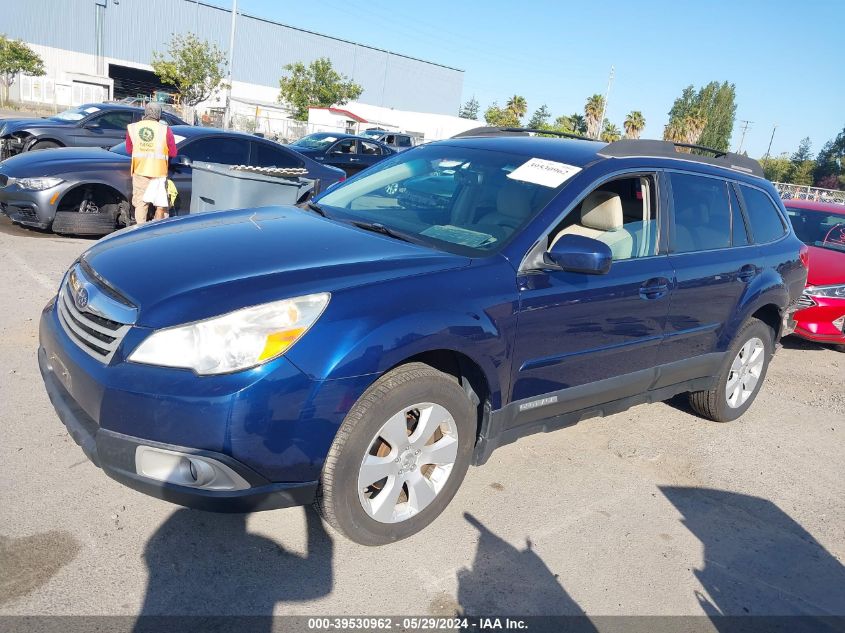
[193,0,464,73]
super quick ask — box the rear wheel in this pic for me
[316,362,475,545]
[688,318,773,422]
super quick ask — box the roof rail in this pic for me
[451,126,598,142]
[598,139,764,178]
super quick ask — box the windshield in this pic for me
[292,133,341,150]
[315,144,568,255]
[50,105,101,122]
[786,207,845,254]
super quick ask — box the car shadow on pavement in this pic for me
[456,512,596,627]
[661,486,845,620]
[133,506,332,630]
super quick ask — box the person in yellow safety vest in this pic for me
[125,102,177,224]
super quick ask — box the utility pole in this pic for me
[223,0,238,130]
[597,65,614,140]
[763,124,777,161]
[736,119,752,154]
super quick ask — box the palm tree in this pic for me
[624,111,645,139]
[506,95,528,122]
[663,118,686,143]
[600,120,621,143]
[584,94,605,139]
[682,112,707,145]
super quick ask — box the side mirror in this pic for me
[84,122,100,130]
[543,234,612,275]
[174,155,192,166]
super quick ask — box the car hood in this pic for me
[82,206,470,328]
[0,146,127,176]
[806,245,845,286]
[0,117,70,135]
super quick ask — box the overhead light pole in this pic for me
[223,0,238,130]
[763,124,777,161]
[597,65,614,139]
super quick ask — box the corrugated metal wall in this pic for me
[2,0,464,115]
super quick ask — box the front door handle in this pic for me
[349,157,361,162]
[639,277,670,300]
[737,264,757,283]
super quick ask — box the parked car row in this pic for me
[0,125,345,235]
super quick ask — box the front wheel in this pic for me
[316,362,476,545]
[688,318,773,422]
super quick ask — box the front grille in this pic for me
[56,267,133,363]
[796,294,817,310]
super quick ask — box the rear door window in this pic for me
[670,173,731,253]
[397,136,412,147]
[181,137,250,165]
[739,185,787,244]
[360,141,382,156]
[250,142,303,168]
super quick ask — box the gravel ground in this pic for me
[0,215,843,619]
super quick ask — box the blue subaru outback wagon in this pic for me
[38,128,807,545]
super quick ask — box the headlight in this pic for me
[128,293,330,375]
[805,284,845,299]
[17,177,64,190]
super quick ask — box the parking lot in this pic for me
[0,214,843,619]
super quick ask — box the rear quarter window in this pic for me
[739,185,787,244]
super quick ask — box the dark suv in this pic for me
[37,128,807,545]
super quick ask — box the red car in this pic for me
[784,199,845,351]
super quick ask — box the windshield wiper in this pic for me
[350,220,414,243]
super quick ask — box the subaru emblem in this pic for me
[75,287,89,311]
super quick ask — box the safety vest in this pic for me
[128,120,169,177]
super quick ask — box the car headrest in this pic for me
[581,190,623,231]
[497,182,532,219]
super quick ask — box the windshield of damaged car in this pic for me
[291,133,342,150]
[315,145,566,255]
[51,105,100,122]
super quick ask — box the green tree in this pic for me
[484,102,520,127]
[527,104,551,129]
[623,110,645,139]
[665,81,736,150]
[584,94,605,139]
[786,137,815,185]
[554,113,587,135]
[760,153,792,182]
[278,57,363,121]
[813,125,845,188]
[505,95,527,122]
[0,35,45,106]
[600,119,621,143]
[459,96,480,120]
[151,33,227,111]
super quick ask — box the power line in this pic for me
[736,119,753,154]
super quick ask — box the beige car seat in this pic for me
[552,190,633,260]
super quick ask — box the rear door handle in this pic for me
[639,277,670,300]
[737,264,757,283]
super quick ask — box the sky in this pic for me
[207,0,842,158]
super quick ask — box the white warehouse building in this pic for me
[1,0,469,136]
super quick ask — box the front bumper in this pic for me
[793,297,845,344]
[39,346,318,511]
[38,296,377,511]
[0,182,63,228]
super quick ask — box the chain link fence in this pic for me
[773,182,845,205]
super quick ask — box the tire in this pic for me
[835,345,845,353]
[688,318,774,422]
[51,211,116,236]
[317,362,476,546]
[29,140,61,151]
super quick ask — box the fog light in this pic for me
[135,446,250,491]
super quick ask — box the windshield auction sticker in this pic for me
[507,158,581,188]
